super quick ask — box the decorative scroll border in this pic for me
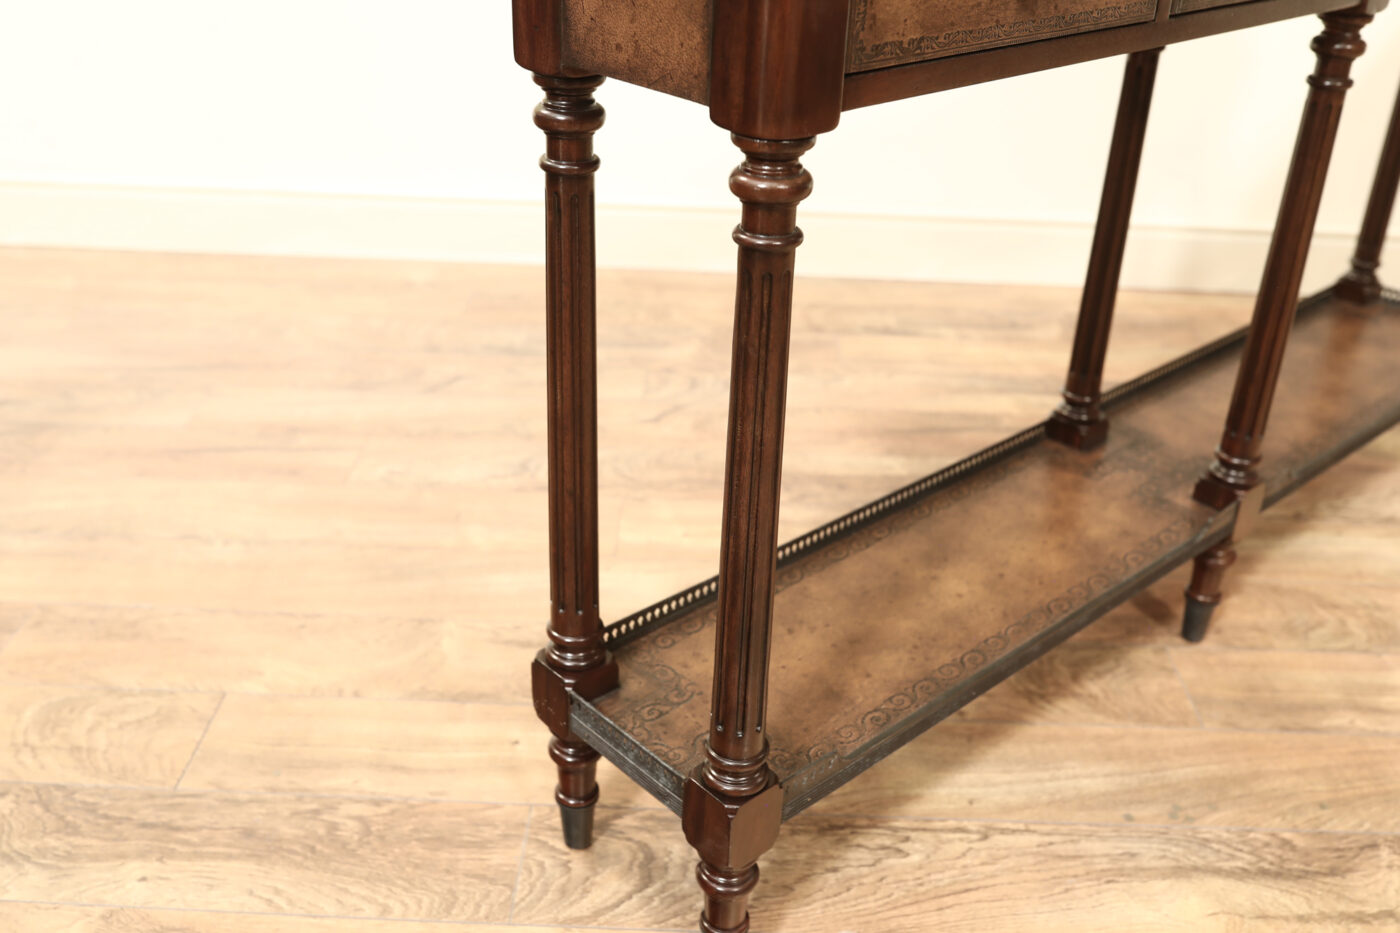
[778,518,1195,778]
[605,507,1206,778]
[847,0,1158,70]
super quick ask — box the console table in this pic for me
[513,2,1400,929]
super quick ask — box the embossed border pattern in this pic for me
[847,0,1158,70]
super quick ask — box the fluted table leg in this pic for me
[529,73,619,849]
[681,133,813,933]
[1186,10,1372,641]
[1049,47,1162,450]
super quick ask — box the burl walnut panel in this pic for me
[847,0,1159,71]
[562,0,712,104]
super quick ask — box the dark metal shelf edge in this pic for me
[570,693,687,816]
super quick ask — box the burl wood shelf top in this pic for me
[574,293,1400,818]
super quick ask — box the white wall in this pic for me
[1,1,1397,292]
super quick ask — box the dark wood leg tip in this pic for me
[1181,594,1217,643]
[1046,411,1109,450]
[558,801,596,849]
[1183,542,1235,643]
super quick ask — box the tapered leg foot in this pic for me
[1181,543,1236,643]
[558,800,596,849]
[1181,594,1217,643]
[550,737,600,849]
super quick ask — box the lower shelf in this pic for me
[570,290,1400,820]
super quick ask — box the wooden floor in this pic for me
[0,247,1395,933]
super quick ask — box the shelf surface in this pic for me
[571,292,1400,819]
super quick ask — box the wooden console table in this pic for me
[513,1,1399,929]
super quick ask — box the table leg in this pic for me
[1048,47,1162,450]
[681,133,813,933]
[1336,74,1400,304]
[1186,9,1372,640]
[528,73,619,849]
[1182,541,1237,642]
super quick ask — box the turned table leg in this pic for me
[1182,542,1237,642]
[1336,74,1400,304]
[528,73,619,849]
[681,133,811,933]
[1186,10,1371,641]
[1048,47,1162,450]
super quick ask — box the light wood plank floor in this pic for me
[0,247,1395,932]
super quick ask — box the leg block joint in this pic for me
[531,649,619,738]
[682,770,783,869]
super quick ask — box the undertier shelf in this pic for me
[570,291,1400,820]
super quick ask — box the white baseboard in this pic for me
[0,181,1387,294]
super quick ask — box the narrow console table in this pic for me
[513,1,1399,929]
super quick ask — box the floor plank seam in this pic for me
[1164,646,1208,727]
[1163,643,1399,659]
[173,691,224,790]
[946,716,1400,739]
[0,678,535,707]
[506,804,535,923]
[0,896,693,931]
[0,778,668,811]
[0,597,479,627]
[796,811,1400,837]
[15,776,1393,836]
